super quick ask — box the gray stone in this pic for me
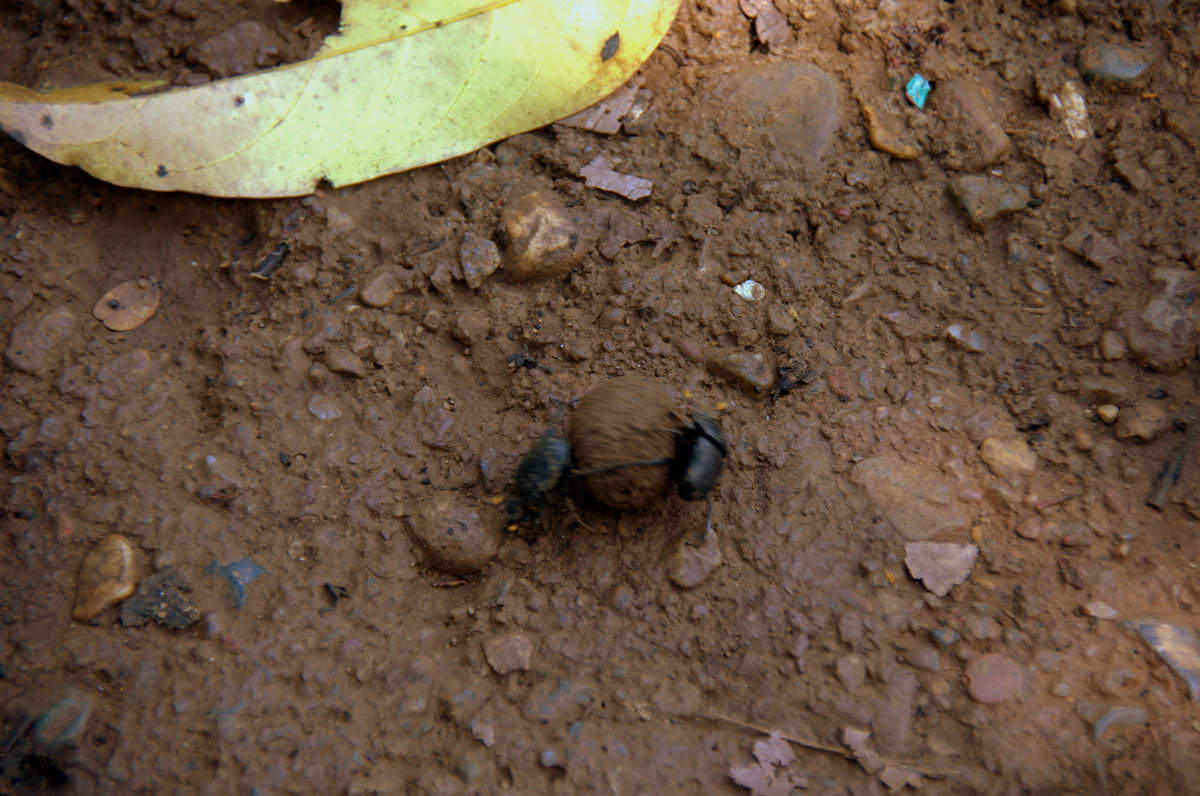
[851,455,968,540]
[904,542,978,597]
[458,233,501,289]
[405,491,501,574]
[1077,42,1156,91]
[948,176,1031,229]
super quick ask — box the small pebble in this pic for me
[766,305,795,336]
[459,233,501,289]
[706,351,773,394]
[861,97,920,160]
[405,491,501,574]
[502,189,588,282]
[483,632,533,674]
[948,176,1031,229]
[1097,404,1119,424]
[1114,401,1169,443]
[325,349,368,378]
[307,394,342,420]
[1071,428,1096,452]
[1099,330,1127,361]
[73,534,140,622]
[979,436,1038,480]
[905,542,979,597]
[963,653,1026,704]
[1084,601,1118,620]
[946,323,988,353]
[1077,41,1156,91]
[359,268,415,308]
[664,528,722,589]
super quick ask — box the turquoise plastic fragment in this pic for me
[906,74,931,109]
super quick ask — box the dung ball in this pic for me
[568,376,682,510]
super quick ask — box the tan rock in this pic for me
[664,527,722,589]
[861,97,919,160]
[73,534,139,622]
[501,189,588,282]
[980,436,1038,480]
[1114,401,1170,443]
[483,632,533,674]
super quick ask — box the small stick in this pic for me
[1036,494,1077,510]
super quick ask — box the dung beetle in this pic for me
[671,412,727,502]
[505,429,571,526]
[506,405,727,533]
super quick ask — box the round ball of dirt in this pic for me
[569,376,682,510]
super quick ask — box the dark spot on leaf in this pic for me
[234,96,245,107]
[601,32,620,61]
[156,164,168,177]
[41,114,53,129]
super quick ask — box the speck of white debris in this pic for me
[733,280,765,301]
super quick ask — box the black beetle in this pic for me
[505,429,572,526]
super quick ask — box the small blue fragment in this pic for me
[906,74,931,109]
[207,557,266,608]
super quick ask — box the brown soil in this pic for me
[3,1,1200,794]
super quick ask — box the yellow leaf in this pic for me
[0,0,680,198]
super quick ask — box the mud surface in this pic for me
[3,1,1200,794]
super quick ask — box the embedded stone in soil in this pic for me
[568,376,681,510]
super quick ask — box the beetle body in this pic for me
[673,412,727,502]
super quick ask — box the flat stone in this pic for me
[979,436,1038,480]
[73,534,140,622]
[1062,225,1120,267]
[1077,42,1156,91]
[93,279,160,331]
[861,96,919,160]
[948,176,1030,229]
[664,527,722,589]
[483,632,533,674]
[712,62,840,170]
[931,79,1011,170]
[325,349,368,378]
[851,455,968,540]
[359,267,416,308]
[905,542,978,597]
[706,351,773,394]
[1114,401,1170,443]
[405,491,500,574]
[187,20,282,78]
[5,306,75,376]
[1125,279,1197,373]
[458,233,501,289]
[963,653,1026,704]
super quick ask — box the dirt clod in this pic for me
[569,376,680,510]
